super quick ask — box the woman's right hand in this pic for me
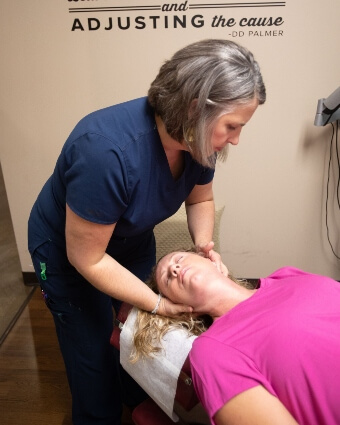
[158,297,193,317]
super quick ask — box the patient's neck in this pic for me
[209,279,257,320]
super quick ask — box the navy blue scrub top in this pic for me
[28,97,215,254]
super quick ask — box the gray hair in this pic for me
[148,39,266,168]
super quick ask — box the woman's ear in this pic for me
[188,99,198,118]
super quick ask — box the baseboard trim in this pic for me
[20,272,261,287]
[19,272,339,291]
[22,272,39,286]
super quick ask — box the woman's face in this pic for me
[155,251,221,308]
[211,99,259,152]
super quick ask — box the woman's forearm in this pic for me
[65,204,159,311]
[77,252,159,312]
[185,199,215,247]
[74,250,194,316]
[185,181,215,247]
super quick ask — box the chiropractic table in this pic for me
[110,302,209,425]
[109,205,223,424]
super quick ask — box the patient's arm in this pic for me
[214,385,299,425]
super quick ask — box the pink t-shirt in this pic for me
[189,267,340,425]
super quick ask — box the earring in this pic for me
[186,128,195,143]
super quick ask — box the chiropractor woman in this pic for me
[28,39,266,425]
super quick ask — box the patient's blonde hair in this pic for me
[131,309,208,362]
[131,247,254,362]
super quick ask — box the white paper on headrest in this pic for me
[120,307,197,421]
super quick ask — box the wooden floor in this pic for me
[0,288,134,425]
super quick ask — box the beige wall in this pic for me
[1,0,339,279]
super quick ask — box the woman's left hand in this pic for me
[158,297,193,317]
[196,241,229,276]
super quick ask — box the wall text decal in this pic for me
[67,1,286,37]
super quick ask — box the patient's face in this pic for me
[155,251,220,308]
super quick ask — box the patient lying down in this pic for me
[132,248,340,425]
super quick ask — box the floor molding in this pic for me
[22,272,39,286]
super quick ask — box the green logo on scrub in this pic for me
[40,262,47,281]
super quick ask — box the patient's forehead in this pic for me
[156,252,175,276]
[158,250,197,266]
